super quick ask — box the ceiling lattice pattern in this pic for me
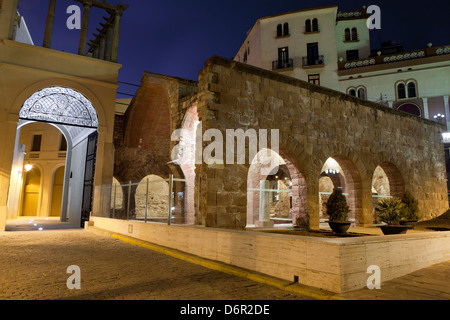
[20,87,98,128]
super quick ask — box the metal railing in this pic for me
[272,58,294,70]
[302,55,324,67]
[94,174,188,225]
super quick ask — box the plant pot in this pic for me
[400,220,418,229]
[379,225,409,235]
[328,221,351,234]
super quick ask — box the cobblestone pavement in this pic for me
[0,229,314,301]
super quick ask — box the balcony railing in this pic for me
[302,55,324,67]
[272,58,294,70]
[338,45,450,71]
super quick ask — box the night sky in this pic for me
[17,0,450,98]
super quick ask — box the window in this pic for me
[307,42,319,65]
[305,19,311,33]
[60,134,67,151]
[348,89,356,97]
[31,134,42,152]
[283,23,289,36]
[308,74,320,85]
[346,49,359,61]
[313,18,319,32]
[344,28,351,41]
[277,24,282,37]
[358,87,366,100]
[407,82,417,98]
[397,83,406,99]
[277,47,290,67]
[351,28,358,41]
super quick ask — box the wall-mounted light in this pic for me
[325,169,340,175]
[24,163,33,172]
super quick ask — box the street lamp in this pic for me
[434,113,445,123]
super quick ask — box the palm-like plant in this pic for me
[326,189,349,222]
[400,191,419,221]
[375,198,407,225]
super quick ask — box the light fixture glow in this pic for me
[24,163,33,172]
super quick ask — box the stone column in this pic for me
[256,180,273,228]
[43,0,56,48]
[78,1,92,56]
[422,97,429,120]
[111,11,122,62]
[444,96,450,131]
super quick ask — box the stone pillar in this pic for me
[78,1,92,56]
[256,180,273,228]
[111,11,122,62]
[444,96,450,131]
[43,0,56,48]
[306,176,320,230]
[422,97,429,120]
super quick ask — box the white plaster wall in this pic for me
[67,139,87,225]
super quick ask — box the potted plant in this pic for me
[399,191,419,228]
[326,189,351,234]
[375,197,409,235]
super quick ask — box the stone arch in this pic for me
[320,155,363,225]
[372,161,406,222]
[247,147,307,228]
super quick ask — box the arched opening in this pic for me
[351,27,358,40]
[305,19,312,33]
[320,156,362,225]
[372,162,405,223]
[344,28,350,41]
[312,18,319,32]
[397,83,406,99]
[247,148,307,228]
[8,86,99,228]
[397,103,421,117]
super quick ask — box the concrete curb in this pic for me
[86,226,346,300]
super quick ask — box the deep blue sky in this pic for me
[17,0,450,98]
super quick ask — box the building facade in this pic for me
[234,5,450,196]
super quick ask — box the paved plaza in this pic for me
[0,219,449,302]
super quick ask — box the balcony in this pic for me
[338,45,450,72]
[302,55,324,68]
[272,58,294,71]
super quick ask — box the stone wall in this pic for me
[195,56,449,229]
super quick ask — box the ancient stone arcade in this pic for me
[109,56,449,230]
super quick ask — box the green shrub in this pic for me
[326,189,349,222]
[375,198,406,225]
[400,191,419,221]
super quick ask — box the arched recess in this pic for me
[372,162,406,222]
[50,166,65,217]
[247,148,307,228]
[21,166,42,217]
[321,156,363,225]
[135,174,170,222]
[319,158,345,220]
